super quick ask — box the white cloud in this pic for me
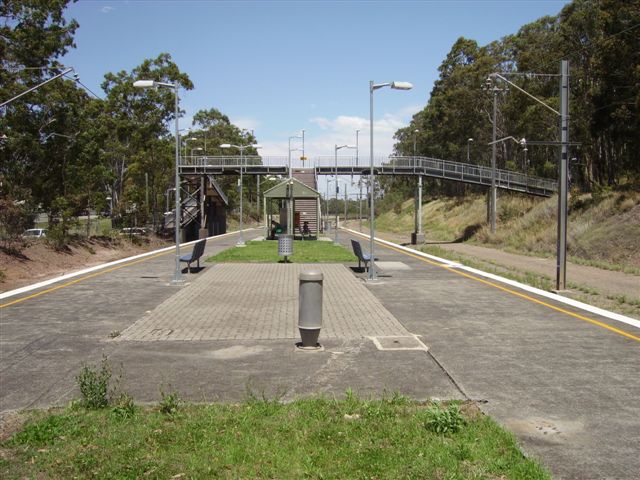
[101,6,114,13]
[300,104,421,159]
[231,116,262,133]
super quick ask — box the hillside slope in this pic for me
[375,189,640,271]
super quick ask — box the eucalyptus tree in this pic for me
[188,108,259,215]
[99,53,193,223]
[0,0,80,220]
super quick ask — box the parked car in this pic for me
[22,228,47,239]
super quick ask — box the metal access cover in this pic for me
[370,336,428,351]
[278,234,293,256]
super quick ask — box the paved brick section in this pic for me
[118,264,409,341]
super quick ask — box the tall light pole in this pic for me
[467,138,473,163]
[413,128,424,245]
[183,137,197,160]
[287,134,302,236]
[288,135,301,179]
[369,80,413,280]
[334,144,356,244]
[220,143,262,246]
[133,79,183,285]
[356,129,363,231]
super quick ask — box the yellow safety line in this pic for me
[0,251,171,309]
[354,233,640,343]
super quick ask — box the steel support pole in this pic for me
[172,84,183,285]
[200,176,205,230]
[490,89,498,234]
[344,186,348,223]
[418,175,423,235]
[358,181,363,232]
[556,60,569,291]
[238,149,245,246]
[334,147,339,245]
[368,81,377,281]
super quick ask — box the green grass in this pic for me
[207,240,356,263]
[1,396,550,479]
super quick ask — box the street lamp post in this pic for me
[356,129,363,231]
[287,134,302,235]
[467,138,473,163]
[220,143,262,246]
[412,128,424,245]
[183,137,197,160]
[288,135,302,179]
[334,144,356,244]
[133,79,183,285]
[369,80,413,281]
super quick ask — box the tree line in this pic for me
[1,1,257,242]
[389,0,638,204]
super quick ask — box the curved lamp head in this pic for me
[391,81,413,90]
[220,144,262,149]
[133,80,156,88]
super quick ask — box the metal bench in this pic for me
[350,239,377,272]
[180,238,207,273]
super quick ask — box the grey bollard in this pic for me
[298,270,323,347]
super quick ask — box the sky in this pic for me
[62,0,569,175]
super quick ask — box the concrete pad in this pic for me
[118,264,409,341]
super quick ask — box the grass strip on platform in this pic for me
[0,396,550,479]
[207,240,356,263]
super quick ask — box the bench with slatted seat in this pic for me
[180,238,207,273]
[350,239,377,272]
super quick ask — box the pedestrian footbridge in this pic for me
[180,155,556,197]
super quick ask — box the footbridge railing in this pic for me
[179,155,556,197]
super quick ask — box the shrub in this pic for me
[159,386,181,415]
[76,357,112,409]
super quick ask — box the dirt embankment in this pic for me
[0,236,171,293]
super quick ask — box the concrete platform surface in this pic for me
[1,228,639,480]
